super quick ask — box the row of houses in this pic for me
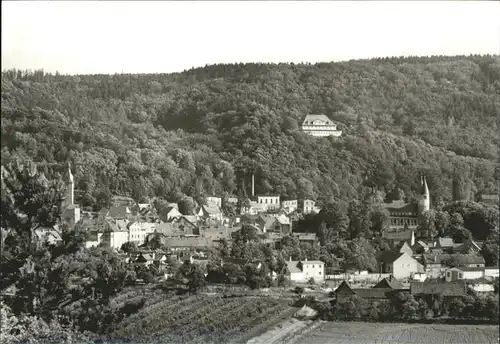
[333,278,471,304]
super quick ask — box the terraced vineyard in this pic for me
[110,294,293,344]
[293,321,500,344]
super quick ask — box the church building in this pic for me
[383,174,430,234]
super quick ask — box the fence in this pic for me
[325,273,392,283]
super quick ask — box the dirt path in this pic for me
[230,306,299,344]
[247,318,314,344]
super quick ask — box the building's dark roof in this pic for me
[410,281,467,296]
[334,281,356,295]
[437,237,455,248]
[422,253,486,266]
[448,267,485,272]
[353,288,394,299]
[302,114,333,125]
[376,251,404,264]
[383,230,413,241]
[292,232,317,241]
[383,201,418,215]
[374,277,405,290]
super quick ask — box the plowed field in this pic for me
[293,321,499,344]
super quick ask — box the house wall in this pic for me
[301,124,342,137]
[302,262,325,281]
[257,196,280,210]
[469,284,495,293]
[326,273,392,282]
[289,272,304,281]
[302,200,317,214]
[109,231,129,250]
[391,253,424,279]
[445,269,484,282]
[425,264,444,279]
[206,197,222,207]
[484,268,499,278]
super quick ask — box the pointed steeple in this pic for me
[67,162,73,183]
[418,174,430,214]
[421,174,429,196]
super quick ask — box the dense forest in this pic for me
[1,55,499,210]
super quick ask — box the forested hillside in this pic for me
[1,55,499,210]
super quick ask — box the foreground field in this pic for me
[110,293,293,343]
[293,321,500,344]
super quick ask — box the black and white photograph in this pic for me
[1,1,499,343]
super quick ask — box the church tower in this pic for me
[66,162,74,207]
[418,174,430,214]
[62,162,80,227]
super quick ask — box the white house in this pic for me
[164,207,183,222]
[102,230,129,250]
[282,200,298,213]
[197,204,224,222]
[468,283,495,293]
[285,259,325,282]
[240,201,267,215]
[257,195,280,211]
[127,222,156,246]
[378,251,424,280]
[302,199,320,214]
[484,267,499,278]
[206,197,222,208]
[445,267,485,282]
[301,114,342,137]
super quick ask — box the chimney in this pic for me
[289,256,292,262]
[251,174,255,197]
[305,258,308,262]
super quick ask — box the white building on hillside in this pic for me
[302,199,320,214]
[284,259,325,282]
[282,200,298,213]
[301,114,342,137]
[256,195,280,211]
[206,197,222,207]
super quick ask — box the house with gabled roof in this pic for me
[301,114,342,137]
[197,204,224,222]
[454,238,482,254]
[162,207,183,222]
[376,251,424,279]
[421,253,486,278]
[333,281,397,304]
[34,225,63,247]
[395,241,414,256]
[134,253,154,266]
[283,258,325,282]
[445,267,490,282]
[410,280,468,298]
[373,276,406,290]
[412,240,430,254]
[410,280,470,315]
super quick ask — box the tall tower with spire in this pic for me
[66,162,74,207]
[62,162,80,227]
[418,174,430,214]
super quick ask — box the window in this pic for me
[319,272,322,275]
[447,272,451,277]
[459,273,463,279]
[312,265,315,268]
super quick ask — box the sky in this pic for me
[2,1,499,75]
